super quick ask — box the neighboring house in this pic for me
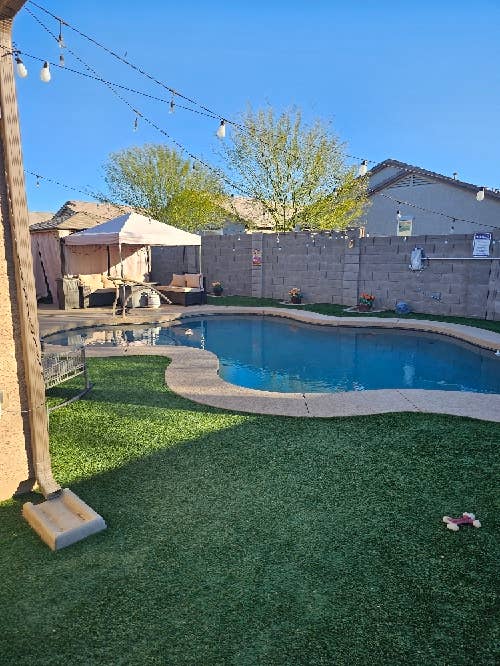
[29,211,54,227]
[30,200,129,305]
[225,196,276,231]
[205,196,276,235]
[363,159,500,236]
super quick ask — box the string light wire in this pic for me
[376,191,499,230]
[11,44,222,120]
[27,0,244,129]
[20,8,453,195]
[17,12,249,197]
[19,10,222,120]
[20,5,498,230]
[23,3,498,200]
[26,166,498,235]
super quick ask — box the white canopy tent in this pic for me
[64,212,201,279]
[64,212,201,247]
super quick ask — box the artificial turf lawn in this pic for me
[0,356,498,665]
[207,295,500,335]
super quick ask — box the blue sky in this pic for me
[13,0,500,213]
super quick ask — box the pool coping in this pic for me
[39,306,500,422]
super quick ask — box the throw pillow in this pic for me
[170,273,186,287]
[185,273,203,289]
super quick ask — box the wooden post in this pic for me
[0,1,60,498]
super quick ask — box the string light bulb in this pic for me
[59,53,65,67]
[36,174,40,187]
[396,209,402,221]
[15,56,27,78]
[169,96,175,113]
[133,116,138,131]
[358,160,368,176]
[450,219,455,232]
[476,187,485,201]
[216,120,226,139]
[57,20,66,48]
[40,61,51,82]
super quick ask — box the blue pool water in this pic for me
[44,315,500,394]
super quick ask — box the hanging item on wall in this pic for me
[472,232,492,257]
[409,247,426,271]
[397,216,413,236]
[252,249,262,266]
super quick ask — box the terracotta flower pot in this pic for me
[357,303,372,312]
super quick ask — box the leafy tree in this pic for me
[104,144,226,232]
[220,107,369,232]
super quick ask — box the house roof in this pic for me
[367,159,500,201]
[223,196,288,229]
[29,200,131,232]
[28,211,54,228]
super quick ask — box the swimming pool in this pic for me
[44,315,500,394]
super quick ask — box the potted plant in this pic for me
[289,287,302,304]
[212,280,223,296]
[358,293,375,311]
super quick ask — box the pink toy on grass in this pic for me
[442,512,481,532]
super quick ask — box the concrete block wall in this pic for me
[151,231,500,320]
[358,233,500,319]
[151,246,200,285]
[259,232,349,303]
[486,258,500,321]
[201,234,253,296]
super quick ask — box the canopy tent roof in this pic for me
[64,212,201,247]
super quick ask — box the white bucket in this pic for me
[147,292,161,309]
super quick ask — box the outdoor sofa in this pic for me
[156,273,207,306]
[77,274,117,308]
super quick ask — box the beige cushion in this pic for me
[78,274,102,292]
[185,273,203,289]
[101,275,116,289]
[170,273,186,287]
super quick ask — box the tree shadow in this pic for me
[2,357,498,664]
[2,410,499,665]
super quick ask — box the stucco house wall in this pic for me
[363,161,500,237]
[0,215,33,500]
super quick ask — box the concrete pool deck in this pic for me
[38,304,500,422]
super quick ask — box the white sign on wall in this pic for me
[397,216,413,236]
[472,232,492,257]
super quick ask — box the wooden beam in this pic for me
[0,2,61,496]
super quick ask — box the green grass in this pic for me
[207,295,500,335]
[1,357,499,665]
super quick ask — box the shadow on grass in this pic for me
[1,353,499,664]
